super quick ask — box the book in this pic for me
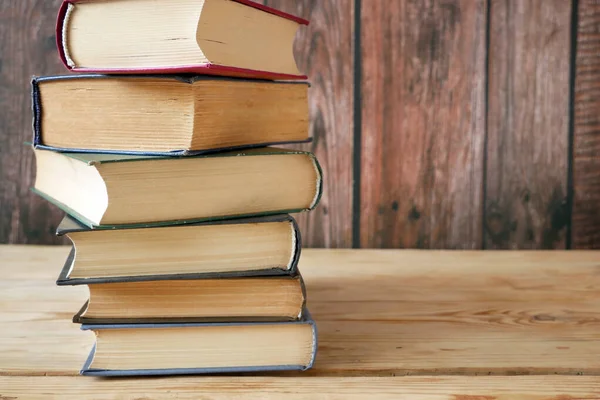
[32,75,309,155]
[32,147,323,228]
[56,214,301,284]
[70,274,305,323]
[79,314,317,376]
[56,0,308,79]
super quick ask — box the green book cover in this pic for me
[32,147,323,230]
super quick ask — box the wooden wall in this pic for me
[1,0,599,249]
[0,0,66,245]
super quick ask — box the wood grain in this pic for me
[2,246,600,377]
[485,0,571,249]
[2,0,595,250]
[0,0,67,245]
[0,0,354,247]
[572,0,600,248]
[360,0,487,249]
[260,0,354,248]
[1,376,599,399]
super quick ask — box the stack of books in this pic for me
[31,0,321,376]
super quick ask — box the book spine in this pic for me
[55,1,71,71]
[289,215,302,275]
[30,78,42,148]
[305,311,318,370]
[308,153,324,211]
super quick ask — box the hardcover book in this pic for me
[70,274,306,323]
[32,75,310,155]
[80,314,317,376]
[56,214,301,285]
[56,0,308,79]
[32,147,323,228]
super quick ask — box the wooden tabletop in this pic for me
[1,245,599,399]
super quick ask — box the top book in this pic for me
[56,0,308,80]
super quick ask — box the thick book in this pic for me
[80,314,317,376]
[32,147,323,228]
[32,75,310,156]
[56,0,308,80]
[56,214,301,285]
[70,274,306,323]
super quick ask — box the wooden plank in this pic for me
[573,0,600,248]
[1,376,599,400]
[485,0,571,249]
[360,0,487,249]
[259,0,354,248]
[0,1,67,245]
[2,246,600,376]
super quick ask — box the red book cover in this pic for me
[55,0,309,80]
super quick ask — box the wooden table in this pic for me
[1,245,599,399]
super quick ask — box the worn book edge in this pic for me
[56,0,309,80]
[56,215,302,285]
[31,148,323,229]
[71,272,306,323]
[79,311,317,376]
[31,75,311,156]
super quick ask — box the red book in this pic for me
[56,0,308,80]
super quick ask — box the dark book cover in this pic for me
[56,214,302,285]
[56,0,309,80]
[79,311,317,376]
[31,74,311,156]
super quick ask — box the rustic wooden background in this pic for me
[0,0,598,249]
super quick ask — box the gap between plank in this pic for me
[481,0,492,250]
[352,0,362,249]
[566,0,579,250]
